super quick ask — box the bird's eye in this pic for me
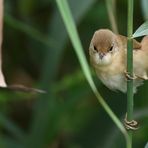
[94,46,97,52]
[109,46,113,52]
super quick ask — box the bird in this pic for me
[89,29,148,93]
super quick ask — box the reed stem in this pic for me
[127,0,134,147]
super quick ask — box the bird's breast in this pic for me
[97,71,127,92]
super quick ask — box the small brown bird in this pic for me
[89,29,148,93]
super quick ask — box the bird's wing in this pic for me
[118,35,141,50]
[141,36,148,51]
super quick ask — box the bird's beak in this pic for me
[99,53,105,59]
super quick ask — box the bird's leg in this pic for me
[124,71,139,130]
[124,70,137,80]
[124,113,139,131]
[124,70,148,81]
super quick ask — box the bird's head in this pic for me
[89,29,120,66]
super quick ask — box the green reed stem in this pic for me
[127,0,134,147]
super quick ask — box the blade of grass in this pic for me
[104,108,148,148]
[0,135,24,148]
[145,142,148,148]
[55,0,130,147]
[0,113,25,141]
[141,0,148,20]
[105,0,118,33]
[41,0,97,86]
[25,1,97,147]
[4,13,57,48]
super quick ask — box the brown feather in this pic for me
[118,35,141,50]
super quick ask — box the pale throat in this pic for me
[94,52,112,66]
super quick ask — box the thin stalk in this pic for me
[105,0,118,34]
[127,0,134,147]
[56,0,130,147]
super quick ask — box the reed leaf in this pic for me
[55,0,130,147]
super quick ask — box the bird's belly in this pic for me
[99,73,127,93]
[98,73,143,93]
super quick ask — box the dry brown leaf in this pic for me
[0,0,45,93]
[0,0,6,87]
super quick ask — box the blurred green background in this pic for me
[0,0,148,147]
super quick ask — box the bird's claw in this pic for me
[124,71,137,81]
[124,114,139,131]
[124,70,148,81]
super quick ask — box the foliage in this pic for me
[133,21,148,38]
[0,0,147,148]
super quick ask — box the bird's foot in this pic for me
[124,70,148,81]
[124,114,139,131]
[124,71,137,81]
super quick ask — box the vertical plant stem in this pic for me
[127,0,134,147]
[105,0,118,34]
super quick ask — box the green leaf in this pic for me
[26,0,97,147]
[4,14,56,48]
[133,21,148,38]
[145,142,148,148]
[40,0,96,86]
[104,108,148,148]
[0,113,25,142]
[141,0,148,20]
[0,136,24,148]
[55,0,129,146]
